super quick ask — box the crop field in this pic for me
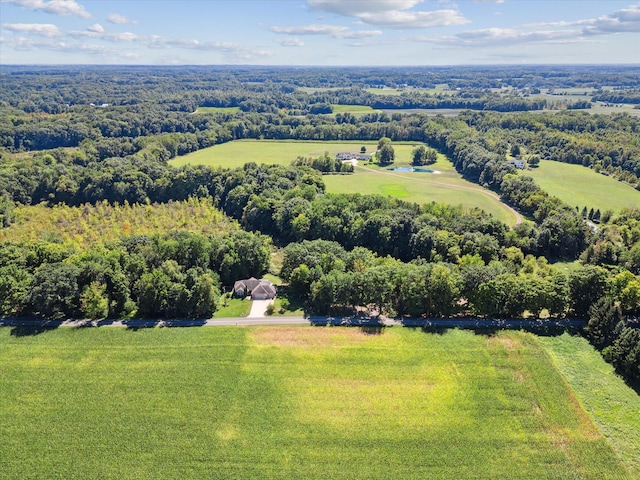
[524,160,640,213]
[0,327,633,479]
[171,140,518,224]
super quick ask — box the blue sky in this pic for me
[1,0,638,65]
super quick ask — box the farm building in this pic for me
[233,278,276,300]
[509,159,526,169]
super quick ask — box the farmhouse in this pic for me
[336,152,372,161]
[233,277,276,300]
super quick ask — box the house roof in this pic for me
[252,283,276,297]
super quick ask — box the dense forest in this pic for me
[0,65,638,383]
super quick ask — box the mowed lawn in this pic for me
[171,140,518,224]
[525,160,640,213]
[0,327,633,479]
[324,148,518,224]
[171,140,381,169]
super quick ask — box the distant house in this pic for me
[233,277,276,300]
[336,152,372,162]
[509,159,526,169]
[336,152,357,161]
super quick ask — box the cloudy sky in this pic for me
[0,0,638,65]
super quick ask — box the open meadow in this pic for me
[171,140,519,225]
[524,160,640,213]
[0,326,635,479]
[194,107,241,114]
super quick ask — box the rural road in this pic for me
[358,165,523,226]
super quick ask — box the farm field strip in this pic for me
[0,327,633,479]
[524,160,640,213]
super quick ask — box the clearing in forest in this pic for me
[0,327,635,479]
[525,160,640,213]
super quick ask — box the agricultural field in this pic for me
[0,327,633,479]
[524,160,640,213]
[171,140,519,224]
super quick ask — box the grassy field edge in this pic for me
[538,333,640,477]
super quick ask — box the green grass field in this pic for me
[171,140,380,169]
[539,333,640,477]
[194,106,240,114]
[171,140,519,224]
[525,160,640,213]
[0,327,633,479]
[331,104,381,114]
[324,149,518,224]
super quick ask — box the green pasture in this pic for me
[0,327,633,479]
[331,104,381,114]
[171,140,380,169]
[172,140,518,224]
[525,160,640,213]
[381,108,466,117]
[588,103,640,117]
[324,150,518,224]
[194,106,240,114]
[365,88,406,96]
[539,333,640,477]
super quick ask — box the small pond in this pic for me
[390,167,435,173]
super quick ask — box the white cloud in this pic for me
[306,0,468,29]
[1,0,90,18]
[358,9,469,29]
[414,27,586,48]
[107,13,137,25]
[271,24,382,39]
[276,37,304,47]
[2,22,60,37]
[308,0,423,16]
[86,23,104,33]
[580,4,640,35]
[416,3,640,49]
[524,5,640,35]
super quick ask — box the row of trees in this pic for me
[280,239,640,320]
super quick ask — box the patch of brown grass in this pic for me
[251,326,375,347]
[487,334,522,351]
